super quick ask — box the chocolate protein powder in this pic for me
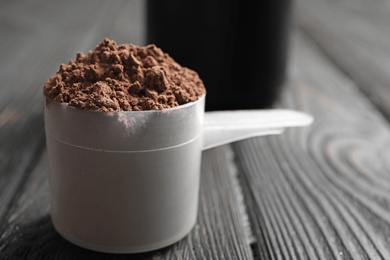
[43,38,206,112]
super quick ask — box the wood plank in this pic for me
[295,0,390,119]
[233,30,390,259]
[0,147,254,259]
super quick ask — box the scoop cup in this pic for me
[44,95,312,253]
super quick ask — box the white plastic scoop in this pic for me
[44,95,313,253]
[203,109,313,150]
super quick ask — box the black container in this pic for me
[146,0,293,111]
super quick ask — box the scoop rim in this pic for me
[44,94,206,114]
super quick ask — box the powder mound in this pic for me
[43,38,206,112]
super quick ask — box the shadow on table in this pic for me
[0,215,169,260]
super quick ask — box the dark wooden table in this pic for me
[2,0,390,259]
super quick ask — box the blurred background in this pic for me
[146,0,293,111]
[0,0,296,115]
[2,0,390,116]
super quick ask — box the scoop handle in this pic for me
[202,109,314,150]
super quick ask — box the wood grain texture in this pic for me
[232,30,390,260]
[295,0,390,120]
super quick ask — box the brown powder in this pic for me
[43,38,206,112]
